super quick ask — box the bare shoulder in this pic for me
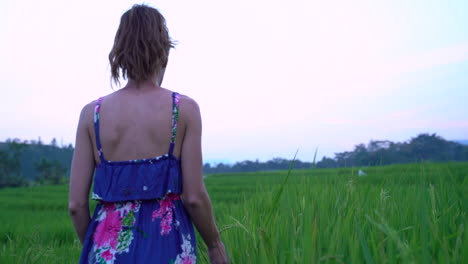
[178,94,201,117]
[78,100,97,128]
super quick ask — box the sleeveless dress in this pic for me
[79,92,197,264]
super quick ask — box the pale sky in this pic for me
[1,0,467,163]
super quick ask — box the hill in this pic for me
[0,140,73,181]
[455,140,468,145]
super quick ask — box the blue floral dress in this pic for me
[79,92,197,264]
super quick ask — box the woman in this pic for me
[68,4,227,264]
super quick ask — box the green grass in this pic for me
[1,162,467,263]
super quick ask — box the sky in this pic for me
[0,0,467,164]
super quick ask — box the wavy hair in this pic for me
[109,4,175,86]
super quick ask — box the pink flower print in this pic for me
[151,194,180,235]
[161,221,172,235]
[103,202,114,211]
[101,249,113,261]
[94,209,122,249]
[160,210,174,235]
[94,102,102,122]
[175,234,196,264]
[182,256,194,264]
[167,193,180,201]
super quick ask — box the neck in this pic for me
[126,69,165,89]
[126,79,161,89]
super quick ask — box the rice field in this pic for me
[1,162,467,263]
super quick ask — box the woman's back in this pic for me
[94,87,185,163]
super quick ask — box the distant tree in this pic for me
[202,157,313,174]
[35,158,67,184]
[203,163,212,173]
[266,158,290,170]
[210,163,229,174]
[352,144,368,166]
[316,157,337,168]
[0,140,28,188]
[367,140,392,152]
[5,140,26,172]
[334,151,354,167]
[50,138,58,147]
[232,160,257,172]
[0,150,22,188]
[409,133,452,161]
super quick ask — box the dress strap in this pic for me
[168,92,180,155]
[94,97,106,163]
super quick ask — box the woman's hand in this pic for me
[208,241,228,264]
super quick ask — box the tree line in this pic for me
[0,138,72,188]
[203,133,468,173]
[1,133,467,188]
[316,133,468,168]
[203,158,315,174]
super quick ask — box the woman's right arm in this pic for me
[180,97,228,264]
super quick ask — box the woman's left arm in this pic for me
[68,103,95,245]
